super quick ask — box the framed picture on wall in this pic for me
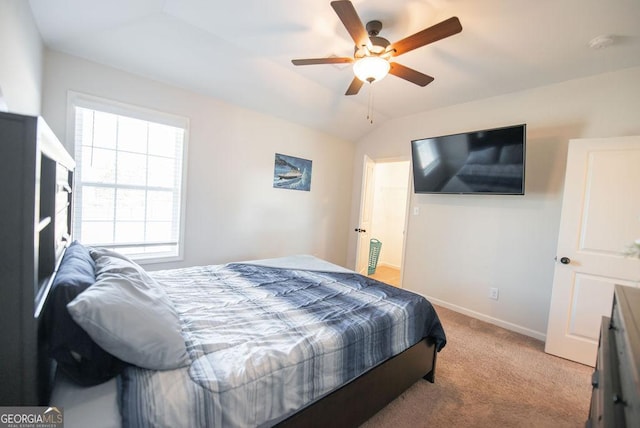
[273,153,312,191]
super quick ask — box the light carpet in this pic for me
[362,305,593,427]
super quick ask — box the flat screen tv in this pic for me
[411,124,526,195]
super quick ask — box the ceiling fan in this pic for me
[292,0,463,96]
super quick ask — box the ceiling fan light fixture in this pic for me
[291,2,462,96]
[353,56,390,83]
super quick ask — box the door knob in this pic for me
[560,257,570,265]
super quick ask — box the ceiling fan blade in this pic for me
[391,17,462,57]
[331,1,371,49]
[292,57,353,66]
[345,77,364,95]
[389,62,434,87]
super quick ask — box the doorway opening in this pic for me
[355,157,411,287]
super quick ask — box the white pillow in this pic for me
[67,248,189,370]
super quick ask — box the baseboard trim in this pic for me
[419,294,547,342]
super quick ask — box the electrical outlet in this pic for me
[489,287,499,300]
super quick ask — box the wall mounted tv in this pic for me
[411,124,526,195]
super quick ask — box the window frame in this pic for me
[67,91,189,265]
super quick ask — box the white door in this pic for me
[545,136,640,366]
[356,156,375,274]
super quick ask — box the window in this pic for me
[70,93,188,262]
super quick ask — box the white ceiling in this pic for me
[28,0,640,141]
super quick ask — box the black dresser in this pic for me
[587,285,640,427]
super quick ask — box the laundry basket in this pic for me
[368,239,382,275]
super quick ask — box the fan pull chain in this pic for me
[367,85,373,124]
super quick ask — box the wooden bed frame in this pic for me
[1,113,440,425]
[277,338,437,427]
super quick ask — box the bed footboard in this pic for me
[277,338,437,427]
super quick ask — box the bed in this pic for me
[44,245,446,427]
[0,112,445,426]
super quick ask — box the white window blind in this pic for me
[71,93,188,262]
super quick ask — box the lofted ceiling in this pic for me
[28,0,640,141]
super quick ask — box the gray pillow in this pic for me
[67,248,189,370]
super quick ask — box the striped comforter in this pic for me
[118,262,446,427]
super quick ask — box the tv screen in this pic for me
[411,124,526,195]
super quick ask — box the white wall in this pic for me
[42,51,355,269]
[0,0,43,115]
[370,161,409,269]
[348,66,640,339]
